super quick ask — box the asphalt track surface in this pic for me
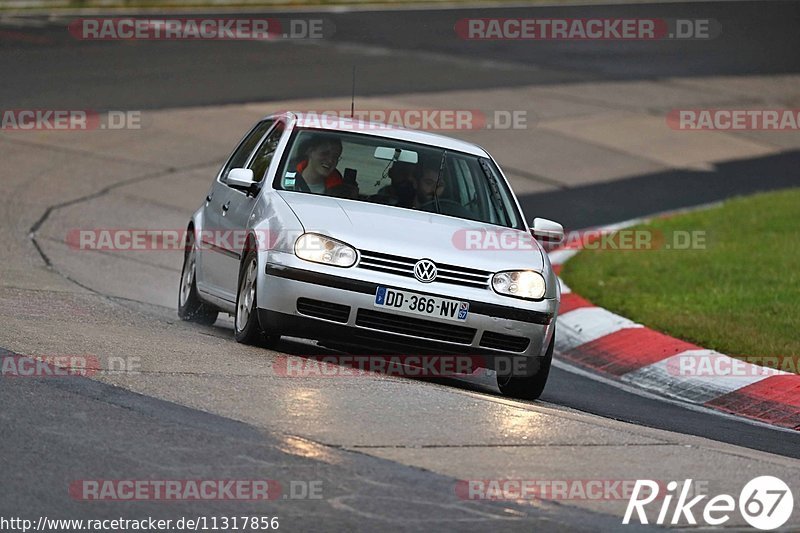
[2,348,637,531]
[2,1,799,109]
[2,0,799,231]
[2,1,800,530]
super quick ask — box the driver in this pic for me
[413,166,446,209]
[412,159,473,219]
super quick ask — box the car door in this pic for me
[215,120,287,297]
[196,119,274,302]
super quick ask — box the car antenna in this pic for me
[350,66,356,118]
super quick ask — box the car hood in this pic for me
[277,191,544,272]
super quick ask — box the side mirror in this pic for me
[531,217,564,243]
[227,168,256,190]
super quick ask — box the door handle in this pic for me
[221,201,230,215]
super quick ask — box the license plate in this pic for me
[374,287,469,322]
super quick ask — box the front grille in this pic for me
[358,250,491,289]
[356,309,476,345]
[479,331,531,353]
[296,298,351,323]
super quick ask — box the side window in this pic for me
[220,120,274,183]
[248,122,285,182]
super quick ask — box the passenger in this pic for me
[375,161,419,207]
[293,135,358,199]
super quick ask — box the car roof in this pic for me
[266,112,490,157]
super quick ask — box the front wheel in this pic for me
[178,231,218,326]
[497,329,554,400]
[234,250,279,347]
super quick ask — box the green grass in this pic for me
[561,188,800,361]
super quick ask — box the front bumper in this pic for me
[258,254,558,365]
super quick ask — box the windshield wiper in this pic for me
[434,151,446,213]
[479,158,508,226]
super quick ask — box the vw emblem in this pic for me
[414,259,437,283]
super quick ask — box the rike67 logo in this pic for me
[624,477,794,529]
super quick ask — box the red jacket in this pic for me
[296,160,344,190]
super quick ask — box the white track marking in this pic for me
[621,350,778,404]
[556,307,642,352]
[553,357,798,435]
[548,248,579,265]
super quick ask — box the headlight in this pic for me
[294,233,357,267]
[492,270,546,300]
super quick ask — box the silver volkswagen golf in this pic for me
[178,112,563,399]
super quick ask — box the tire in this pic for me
[234,249,279,347]
[178,229,219,326]
[497,329,554,400]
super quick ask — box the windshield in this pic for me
[274,128,523,229]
